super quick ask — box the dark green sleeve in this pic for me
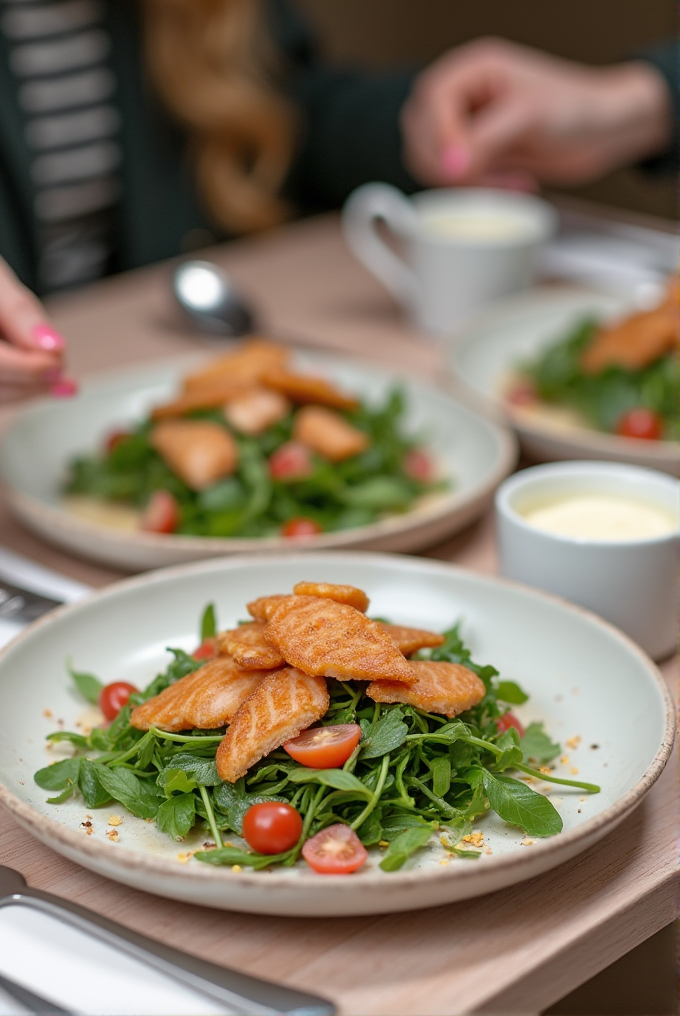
[269,0,420,212]
[634,39,679,176]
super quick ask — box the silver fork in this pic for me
[0,576,63,624]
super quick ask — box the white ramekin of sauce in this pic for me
[496,461,680,660]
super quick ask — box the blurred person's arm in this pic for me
[399,37,676,189]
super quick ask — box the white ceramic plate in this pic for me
[448,287,680,475]
[0,553,673,917]
[0,351,515,570]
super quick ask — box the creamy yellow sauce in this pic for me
[521,494,677,541]
[64,495,142,532]
[422,211,535,242]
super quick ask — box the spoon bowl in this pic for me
[172,260,256,337]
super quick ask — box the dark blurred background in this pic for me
[294,0,678,219]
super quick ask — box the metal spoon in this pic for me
[0,865,335,1016]
[172,260,256,337]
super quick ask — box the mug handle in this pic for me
[342,183,420,309]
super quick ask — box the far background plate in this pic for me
[0,350,516,570]
[0,553,673,917]
[448,286,680,475]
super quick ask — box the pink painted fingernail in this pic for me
[32,323,66,352]
[50,378,78,397]
[441,145,470,178]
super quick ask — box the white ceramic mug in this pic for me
[496,461,680,661]
[342,184,557,335]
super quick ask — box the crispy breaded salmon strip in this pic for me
[262,369,359,411]
[247,594,289,621]
[150,419,238,490]
[150,381,250,420]
[130,657,271,732]
[264,595,415,684]
[292,582,369,612]
[378,623,445,656]
[224,388,290,435]
[216,622,285,670]
[183,340,289,391]
[581,294,679,374]
[216,667,329,782]
[366,661,485,718]
[293,405,369,462]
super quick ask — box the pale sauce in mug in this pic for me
[421,211,536,242]
[520,494,677,541]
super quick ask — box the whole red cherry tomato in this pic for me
[269,442,312,480]
[193,638,216,660]
[104,429,131,455]
[615,408,663,441]
[99,681,138,721]
[496,712,525,738]
[281,517,322,538]
[242,802,303,854]
[302,824,368,874]
[403,448,434,482]
[284,724,361,768]
[140,490,180,534]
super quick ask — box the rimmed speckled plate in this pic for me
[0,351,516,571]
[448,287,680,476]
[0,553,673,916]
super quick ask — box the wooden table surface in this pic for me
[0,212,677,1015]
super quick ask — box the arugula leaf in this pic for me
[360,707,408,759]
[429,756,451,798]
[379,826,432,871]
[482,770,562,836]
[34,757,80,791]
[520,722,561,764]
[46,731,88,748]
[158,753,220,787]
[67,660,103,705]
[155,793,196,840]
[78,759,113,808]
[90,763,160,819]
[287,768,372,798]
[158,769,197,796]
[213,781,289,835]
[194,845,289,869]
[200,604,217,642]
[495,681,529,704]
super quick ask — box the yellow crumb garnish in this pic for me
[560,755,570,765]
[462,831,484,847]
[106,829,119,842]
[521,838,534,846]
[231,864,243,873]
[43,709,53,718]
[177,852,192,863]
[438,857,450,866]
[379,840,390,848]
[566,735,581,750]
[107,815,122,827]
[539,766,553,775]
[570,766,579,775]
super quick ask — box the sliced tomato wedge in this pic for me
[496,712,525,738]
[141,490,180,534]
[193,638,216,660]
[284,723,361,768]
[403,448,434,482]
[615,408,663,441]
[281,516,322,538]
[302,824,368,874]
[269,441,312,480]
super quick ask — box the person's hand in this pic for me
[401,37,672,190]
[0,257,76,402]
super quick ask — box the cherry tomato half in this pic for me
[506,379,537,407]
[281,516,322,538]
[140,490,180,534]
[403,448,434,483]
[269,441,312,480]
[193,638,216,660]
[496,712,525,738]
[242,802,303,854]
[104,429,131,455]
[302,824,368,874]
[615,408,663,441]
[99,681,138,721]
[284,723,361,769]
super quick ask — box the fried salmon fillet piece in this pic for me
[366,661,485,717]
[129,657,270,732]
[264,595,415,684]
[247,594,289,621]
[261,369,359,411]
[292,582,369,612]
[150,381,251,420]
[216,667,329,782]
[378,623,445,656]
[224,388,290,435]
[581,287,679,374]
[216,622,285,670]
[183,340,290,391]
[150,419,238,489]
[293,406,369,462]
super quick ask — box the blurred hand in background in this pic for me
[401,37,673,191]
[0,257,75,403]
